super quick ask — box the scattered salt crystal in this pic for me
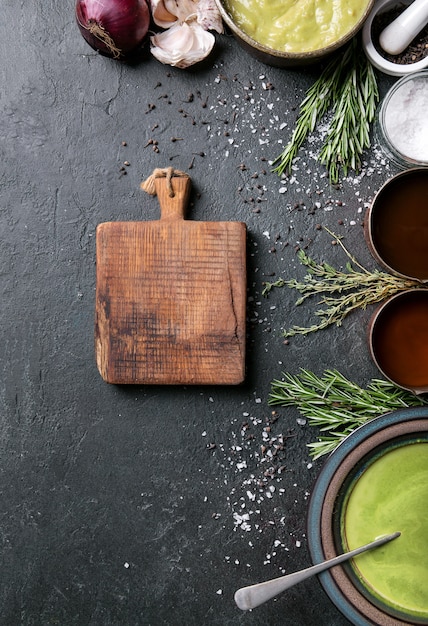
[216,589,223,595]
[296,541,301,548]
[124,562,130,568]
[307,463,313,470]
[279,186,287,194]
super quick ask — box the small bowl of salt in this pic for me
[377,70,428,168]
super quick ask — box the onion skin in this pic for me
[76,0,150,59]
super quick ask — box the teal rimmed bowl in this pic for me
[307,408,428,625]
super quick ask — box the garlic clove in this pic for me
[150,21,215,68]
[195,0,223,33]
[164,0,199,20]
[150,0,223,33]
[150,0,178,29]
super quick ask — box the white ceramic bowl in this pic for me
[363,0,428,76]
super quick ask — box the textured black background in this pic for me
[0,2,399,624]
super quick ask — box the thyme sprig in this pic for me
[269,369,427,459]
[272,37,379,184]
[262,230,422,337]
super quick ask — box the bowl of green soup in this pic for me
[307,408,428,625]
[215,0,375,66]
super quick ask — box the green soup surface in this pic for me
[342,442,428,620]
[224,0,368,52]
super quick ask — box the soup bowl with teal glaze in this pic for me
[307,407,428,625]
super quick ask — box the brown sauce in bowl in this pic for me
[370,169,428,280]
[370,290,428,390]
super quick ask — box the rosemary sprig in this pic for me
[263,230,422,337]
[271,43,348,176]
[272,38,379,184]
[318,50,378,183]
[269,369,427,459]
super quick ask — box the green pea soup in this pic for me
[340,441,428,621]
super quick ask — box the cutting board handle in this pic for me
[155,174,192,221]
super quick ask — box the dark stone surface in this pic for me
[0,2,400,624]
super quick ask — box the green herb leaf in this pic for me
[272,38,379,183]
[262,230,422,336]
[269,369,427,459]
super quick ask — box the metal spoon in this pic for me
[379,0,428,55]
[234,531,401,611]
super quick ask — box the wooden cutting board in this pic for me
[95,173,246,385]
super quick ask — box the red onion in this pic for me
[75,0,150,59]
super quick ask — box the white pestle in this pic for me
[379,0,428,55]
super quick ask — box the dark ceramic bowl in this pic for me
[364,169,428,282]
[214,0,375,67]
[307,408,428,625]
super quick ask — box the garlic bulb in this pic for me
[150,0,223,68]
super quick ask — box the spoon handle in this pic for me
[234,531,401,611]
